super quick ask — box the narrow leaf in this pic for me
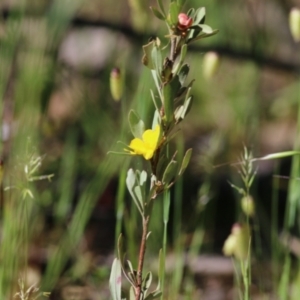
[178,64,190,86]
[151,70,163,99]
[143,272,153,296]
[150,7,165,20]
[142,40,155,69]
[150,89,162,112]
[168,2,180,26]
[199,24,214,34]
[251,151,300,162]
[181,96,193,119]
[156,0,166,16]
[176,0,186,9]
[172,44,187,75]
[174,106,184,123]
[144,291,163,300]
[189,29,219,42]
[128,110,145,139]
[129,286,136,300]
[107,151,132,157]
[126,169,144,216]
[194,7,206,24]
[151,45,162,76]
[162,159,178,185]
[152,109,161,130]
[163,84,174,125]
[178,148,192,176]
[187,8,195,18]
[109,258,122,300]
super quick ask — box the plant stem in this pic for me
[135,215,150,300]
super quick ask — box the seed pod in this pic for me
[289,8,300,42]
[241,195,255,217]
[110,68,123,101]
[223,223,250,261]
[203,52,219,79]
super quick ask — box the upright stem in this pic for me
[135,215,150,300]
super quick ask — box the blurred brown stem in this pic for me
[135,215,149,300]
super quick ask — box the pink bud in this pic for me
[177,13,193,30]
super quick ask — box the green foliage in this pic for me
[109,259,122,300]
[129,110,146,139]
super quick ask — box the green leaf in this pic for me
[189,28,219,43]
[168,2,180,26]
[151,70,163,99]
[145,291,162,300]
[152,108,161,130]
[187,8,195,18]
[128,110,145,139]
[156,153,168,180]
[162,158,178,185]
[156,0,166,16]
[126,169,144,216]
[134,185,144,209]
[176,0,186,9]
[129,286,136,300]
[162,84,174,125]
[178,64,190,86]
[178,148,192,176]
[175,87,193,124]
[150,6,165,20]
[194,7,206,24]
[162,76,180,125]
[143,272,153,297]
[150,89,161,112]
[181,95,193,119]
[109,258,122,300]
[107,151,133,157]
[151,44,162,76]
[172,44,187,75]
[199,24,214,34]
[174,106,184,123]
[127,260,135,274]
[139,170,147,186]
[251,151,300,162]
[142,40,155,69]
[117,234,124,262]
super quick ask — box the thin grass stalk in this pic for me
[285,83,300,229]
[160,189,170,300]
[271,162,280,284]
[170,136,184,298]
[278,255,291,300]
[171,180,184,298]
[114,163,128,253]
[125,197,139,265]
[55,129,78,223]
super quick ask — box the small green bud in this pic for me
[289,8,300,42]
[203,51,219,79]
[110,68,123,101]
[241,195,255,217]
[223,223,250,261]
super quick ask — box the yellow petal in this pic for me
[129,138,147,155]
[142,125,160,149]
[143,148,155,160]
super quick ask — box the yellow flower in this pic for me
[127,125,160,160]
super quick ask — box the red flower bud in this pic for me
[177,13,193,31]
